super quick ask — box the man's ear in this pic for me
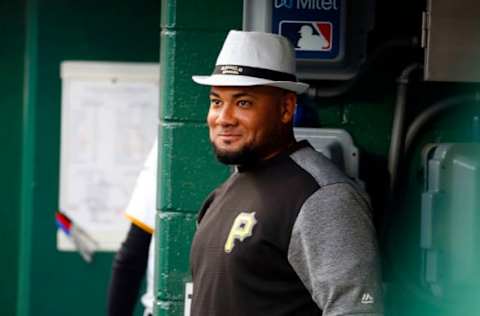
[280,92,297,124]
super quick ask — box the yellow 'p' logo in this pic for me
[224,212,257,253]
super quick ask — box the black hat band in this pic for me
[213,65,296,82]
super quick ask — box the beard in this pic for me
[211,142,261,165]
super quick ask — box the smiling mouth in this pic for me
[219,134,240,138]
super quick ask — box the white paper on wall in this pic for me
[58,61,159,251]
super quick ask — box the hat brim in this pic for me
[192,74,309,94]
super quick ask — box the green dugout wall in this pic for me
[0,1,159,315]
[0,2,25,316]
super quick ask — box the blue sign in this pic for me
[272,0,342,60]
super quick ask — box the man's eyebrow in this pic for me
[232,92,254,98]
[209,91,255,99]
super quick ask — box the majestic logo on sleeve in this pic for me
[361,293,375,304]
[224,212,257,253]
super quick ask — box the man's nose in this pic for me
[217,104,237,126]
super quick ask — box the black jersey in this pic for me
[190,141,383,316]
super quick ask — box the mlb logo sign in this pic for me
[271,0,342,61]
[279,21,332,52]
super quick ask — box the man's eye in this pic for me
[237,100,251,108]
[210,99,222,107]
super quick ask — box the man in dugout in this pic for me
[189,30,384,316]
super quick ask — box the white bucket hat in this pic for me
[192,30,309,94]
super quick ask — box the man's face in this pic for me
[207,85,295,165]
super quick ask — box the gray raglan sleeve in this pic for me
[287,182,384,316]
